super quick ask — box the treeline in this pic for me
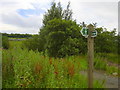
[2,33,33,38]
[23,1,119,58]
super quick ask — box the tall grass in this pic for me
[96,53,119,64]
[9,41,24,49]
[3,40,119,88]
[94,56,119,76]
[2,47,104,88]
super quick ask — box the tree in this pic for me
[42,1,73,26]
[43,2,63,26]
[38,1,74,55]
[42,18,85,57]
[63,2,72,20]
[95,28,117,53]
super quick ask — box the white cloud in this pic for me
[0,0,52,34]
[70,2,118,31]
[0,0,119,34]
[0,12,42,34]
[1,12,42,28]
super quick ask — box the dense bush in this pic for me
[2,36,9,49]
[23,35,40,51]
[42,19,86,57]
[95,28,118,53]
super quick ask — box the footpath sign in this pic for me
[81,27,88,38]
[91,30,97,37]
[81,27,97,38]
[80,23,97,88]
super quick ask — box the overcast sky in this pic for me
[0,0,119,34]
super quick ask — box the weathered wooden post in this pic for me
[81,22,97,88]
[87,24,94,88]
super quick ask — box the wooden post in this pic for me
[87,24,94,88]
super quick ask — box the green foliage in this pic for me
[63,1,72,20]
[23,2,74,56]
[96,53,119,64]
[43,2,72,26]
[40,18,86,57]
[23,35,46,52]
[94,55,119,76]
[2,36,9,49]
[3,41,119,88]
[23,1,118,58]
[43,2,63,26]
[2,1,119,88]
[2,47,104,88]
[95,28,117,53]
[9,40,23,49]
[38,1,76,57]
[2,49,15,88]
[106,66,118,75]
[94,57,107,71]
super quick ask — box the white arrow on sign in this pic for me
[91,30,97,37]
[80,27,89,38]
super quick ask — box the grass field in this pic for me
[9,40,24,49]
[9,37,27,39]
[2,40,119,88]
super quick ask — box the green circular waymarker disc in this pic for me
[80,27,88,38]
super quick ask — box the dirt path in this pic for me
[80,70,119,88]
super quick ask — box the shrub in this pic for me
[39,19,86,57]
[23,35,42,51]
[94,57,107,71]
[2,36,9,49]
